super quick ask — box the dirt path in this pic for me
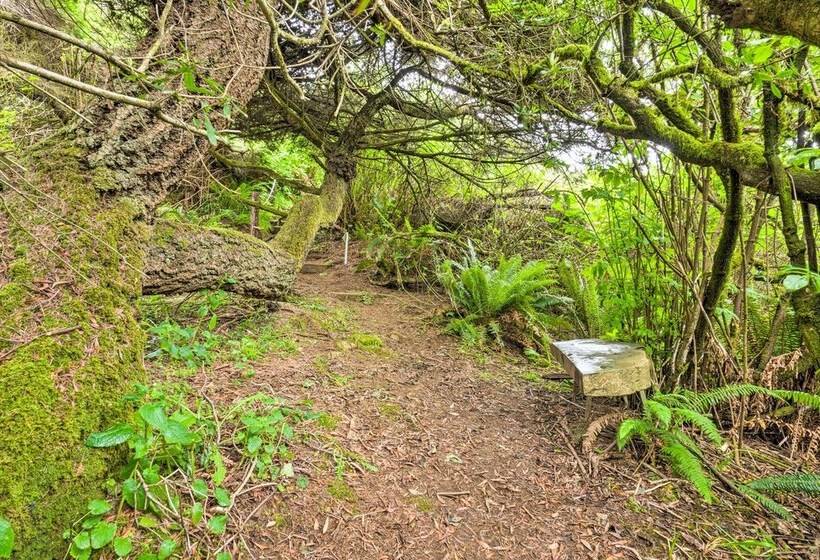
[188,246,667,560]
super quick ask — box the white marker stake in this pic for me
[343,231,349,266]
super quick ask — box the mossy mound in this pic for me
[0,149,147,557]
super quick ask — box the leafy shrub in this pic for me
[358,219,462,288]
[616,385,820,513]
[437,250,567,347]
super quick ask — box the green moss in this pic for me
[377,402,402,419]
[349,332,384,352]
[315,412,340,430]
[0,147,147,557]
[407,495,435,513]
[327,479,357,503]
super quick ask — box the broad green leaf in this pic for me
[87,499,112,515]
[161,420,196,445]
[204,117,218,146]
[73,531,91,550]
[207,514,228,535]
[0,518,13,558]
[191,478,208,499]
[211,449,226,486]
[190,502,204,524]
[783,274,809,292]
[158,539,176,559]
[122,478,148,510]
[246,435,262,454]
[214,487,231,507]
[86,424,134,447]
[113,536,133,557]
[216,553,232,560]
[90,521,116,549]
[138,403,169,431]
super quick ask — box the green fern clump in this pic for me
[437,251,563,347]
[739,473,820,518]
[617,396,724,503]
[557,259,602,337]
[617,385,820,511]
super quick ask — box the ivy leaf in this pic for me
[86,424,134,447]
[783,274,809,292]
[113,536,132,557]
[90,521,116,549]
[0,518,14,558]
[207,514,228,535]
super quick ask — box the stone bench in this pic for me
[549,338,654,416]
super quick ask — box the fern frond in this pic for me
[770,390,820,412]
[672,407,723,447]
[644,400,672,428]
[737,484,792,519]
[659,434,714,503]
[583,411,632,454]
[616,418,652,450]
[745,473,820,496]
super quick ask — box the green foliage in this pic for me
[745,473,820,496]
[358,218,462,288]
[0,518,13,558]
[616,395,723,503]
[69,384,334,557]
[619,386,820,510]
[557,260,602,337]
[737,473,820,519]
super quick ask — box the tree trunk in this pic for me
[763,87,820,368]
[0,3,275,555]
[706,0,820,47]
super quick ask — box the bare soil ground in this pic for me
[186,244,820,560]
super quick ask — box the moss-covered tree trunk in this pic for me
[706,0,820,46]
[0,3,272,555]
[763,87,820,368]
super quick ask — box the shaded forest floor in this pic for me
[156,243,819,560]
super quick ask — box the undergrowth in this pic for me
[613,385,820,517]
[62,384,350,559]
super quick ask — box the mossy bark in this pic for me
[0,2,271,555]
[272,166,350,268]
[706,0,820,47]
[763,87,820,368]
[0,150,148,558]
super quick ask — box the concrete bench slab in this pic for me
[549,338,653,398]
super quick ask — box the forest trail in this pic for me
[188,243,654,560]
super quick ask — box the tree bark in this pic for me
[763,87,820,368]
[706,0,820,46]
[0,3,272,556]
[144,220,296,299]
